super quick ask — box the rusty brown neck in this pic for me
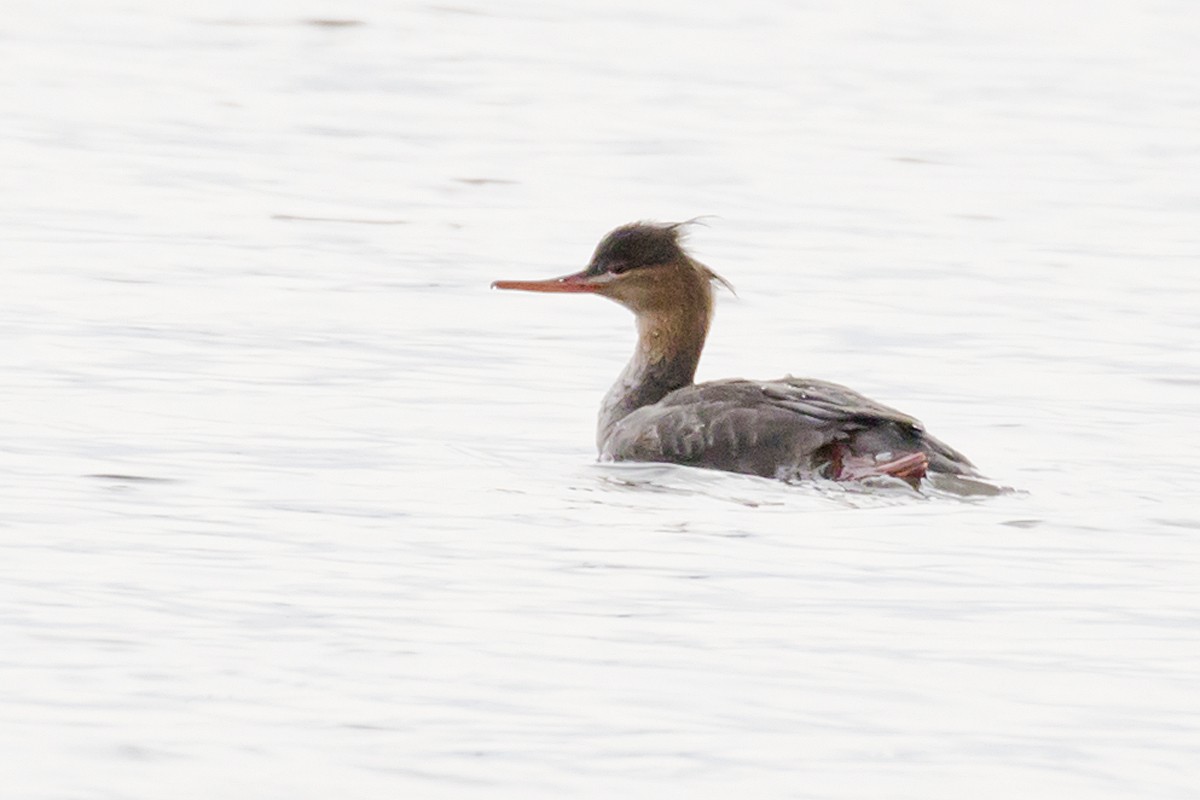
[597,273,713,447]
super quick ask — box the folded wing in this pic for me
[601,377,976,481]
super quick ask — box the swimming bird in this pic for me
[492,222,978,485]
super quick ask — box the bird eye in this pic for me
[608,261,631,275]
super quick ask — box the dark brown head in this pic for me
[492,221,732,316]
[584,222,691,278]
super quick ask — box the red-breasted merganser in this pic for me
[493,221,978,484]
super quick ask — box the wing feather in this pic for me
[601,377,975,479]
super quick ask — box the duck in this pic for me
[492,221,978,485]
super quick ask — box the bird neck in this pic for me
[597,296,711,442]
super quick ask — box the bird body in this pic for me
[494,222,977,485]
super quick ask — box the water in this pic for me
[3,2,1199,797]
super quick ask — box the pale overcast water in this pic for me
[2,1,1199,798]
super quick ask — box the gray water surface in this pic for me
[2,2,1199,798]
